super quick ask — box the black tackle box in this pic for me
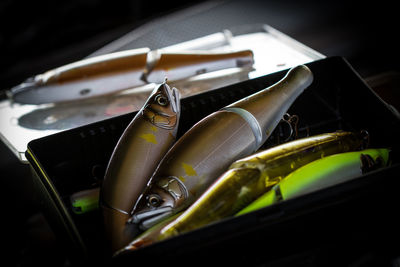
[26,57,400,266]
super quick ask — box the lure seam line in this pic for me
[222,107,263,149]
[103,201,130,215]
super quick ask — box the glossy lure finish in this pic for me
[100,82,180,252]
[118,131,367,250]
[10,48,150,104]
[142,49,254,83]
[9,49,253,104]
[130,65,314,230]
[237,148,390,215]
[152,131,366,241]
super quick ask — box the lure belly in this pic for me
[237,148,389,215]
[100,82,180,252]
[130,65,314,229]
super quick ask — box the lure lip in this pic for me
[157,81,180,117]
[130,176,188,230]
[139,210,174,230]
[129,206,174,230]
[168,84,180,115]
[130,206,173,224]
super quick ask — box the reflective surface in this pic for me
[0,26,323,162]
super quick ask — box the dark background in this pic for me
[0,0,203,90]
[1,0,399,266]
[1,0,400,90]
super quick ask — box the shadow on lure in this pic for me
[116,131,369,253]
[129,65,314,233]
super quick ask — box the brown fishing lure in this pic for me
[100,81,180,252]
[130,65,314,230]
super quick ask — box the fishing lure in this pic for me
[130,65,314,230]
[118,131,367,250]
[237,148,389,215]
[9,48,253,104]
[100,81,180,252]
[70,188,100,215]
[150,131,367,241]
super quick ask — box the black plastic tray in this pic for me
[26,57,400,266]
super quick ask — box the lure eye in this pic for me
[147,194,163,207]
[155,94,169,106]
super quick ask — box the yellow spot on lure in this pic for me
[139,133,158,144]
[182,162,198,176]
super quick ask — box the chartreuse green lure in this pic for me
[237,148,389,216]
[70,188,100,215]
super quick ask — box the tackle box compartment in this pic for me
[26,57,400,266]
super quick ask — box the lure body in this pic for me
[142,49,254,83]
[10,48,150,104]
[237,148,389,215]
[130,65,314,229]
[100,82,180,252]
[9,49,253,104]
[154,131,366,240]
